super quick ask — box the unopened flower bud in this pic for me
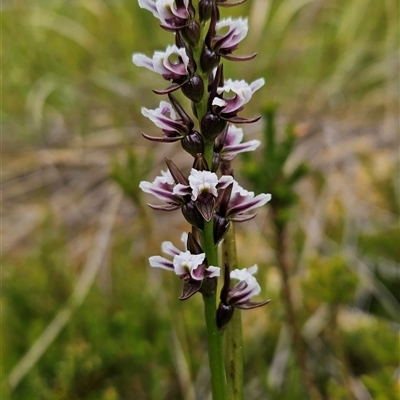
[182,20,201,46]
[201,112,227,141]
[201,47,221,74]
[181,131,204,157]
[213,214,230,244]
[212,151,220,172]
[199,0,213,22]
[182,74,204,103]
[216,302,234,329]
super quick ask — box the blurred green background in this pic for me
[2,0,399,399]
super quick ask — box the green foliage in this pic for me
[344,318,399,375]
[110,147,152,205]
[361,369,399,400]
[302,256,359,305]
[241,104,309,228]
[3,225,182,400]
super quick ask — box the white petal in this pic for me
[231,266,258,282]
[217,175,234,189]
[173,183,191,196]
[212,97,227,107]
[138,0,159,17]
[250,78,265,93]
[188,169,219,199]
[247,264,258,275]
[180,232,188,249]
[173,252,205,275]
[132,53,155,71]
[161,241,181,256]
[206,265,221,277]
[149,255,174,271]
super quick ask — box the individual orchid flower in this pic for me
[214,78,265,119]
[173,168,234,221]
[132,45,190,84]
[141,93,196,142]
[133,43,205,100]
[217,262,270,329]
[226,180,271,220]
[201,66,264,138]
[216,180,271,222]
[140,158,218,230]
[213,18,249,55]
[213,180,271,243]
[138,0,192,30]
[201,4,256,73]
[149,232,220,299]
[139,169,185,211]
[215,124,261,162]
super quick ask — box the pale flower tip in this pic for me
[251,78,266,92]
[207,266,221,277]
[248,264,258,275]
[212,97,227,107]
[132,53,141,65]
[138,180,147,191]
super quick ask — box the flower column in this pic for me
[133,1,271,399]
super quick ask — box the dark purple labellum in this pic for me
[196,197,215,222]
[182,74,204,103]
[179,279,202,300]
[201,47,220,74]
[182,201,204,230]
[201,112,227,141]
[192,154,209,171]
[216,302,235,329]
[181,130,204,157]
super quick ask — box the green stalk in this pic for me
[200,159,227,400]
[189,5,227,398]
[222,224,244,400]
[203,292,227,400]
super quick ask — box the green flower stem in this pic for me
[203,292,227,400]
[200,216,227,400]
[190,5,227,399]
[222,224,244,400]
[200,206,227,400]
